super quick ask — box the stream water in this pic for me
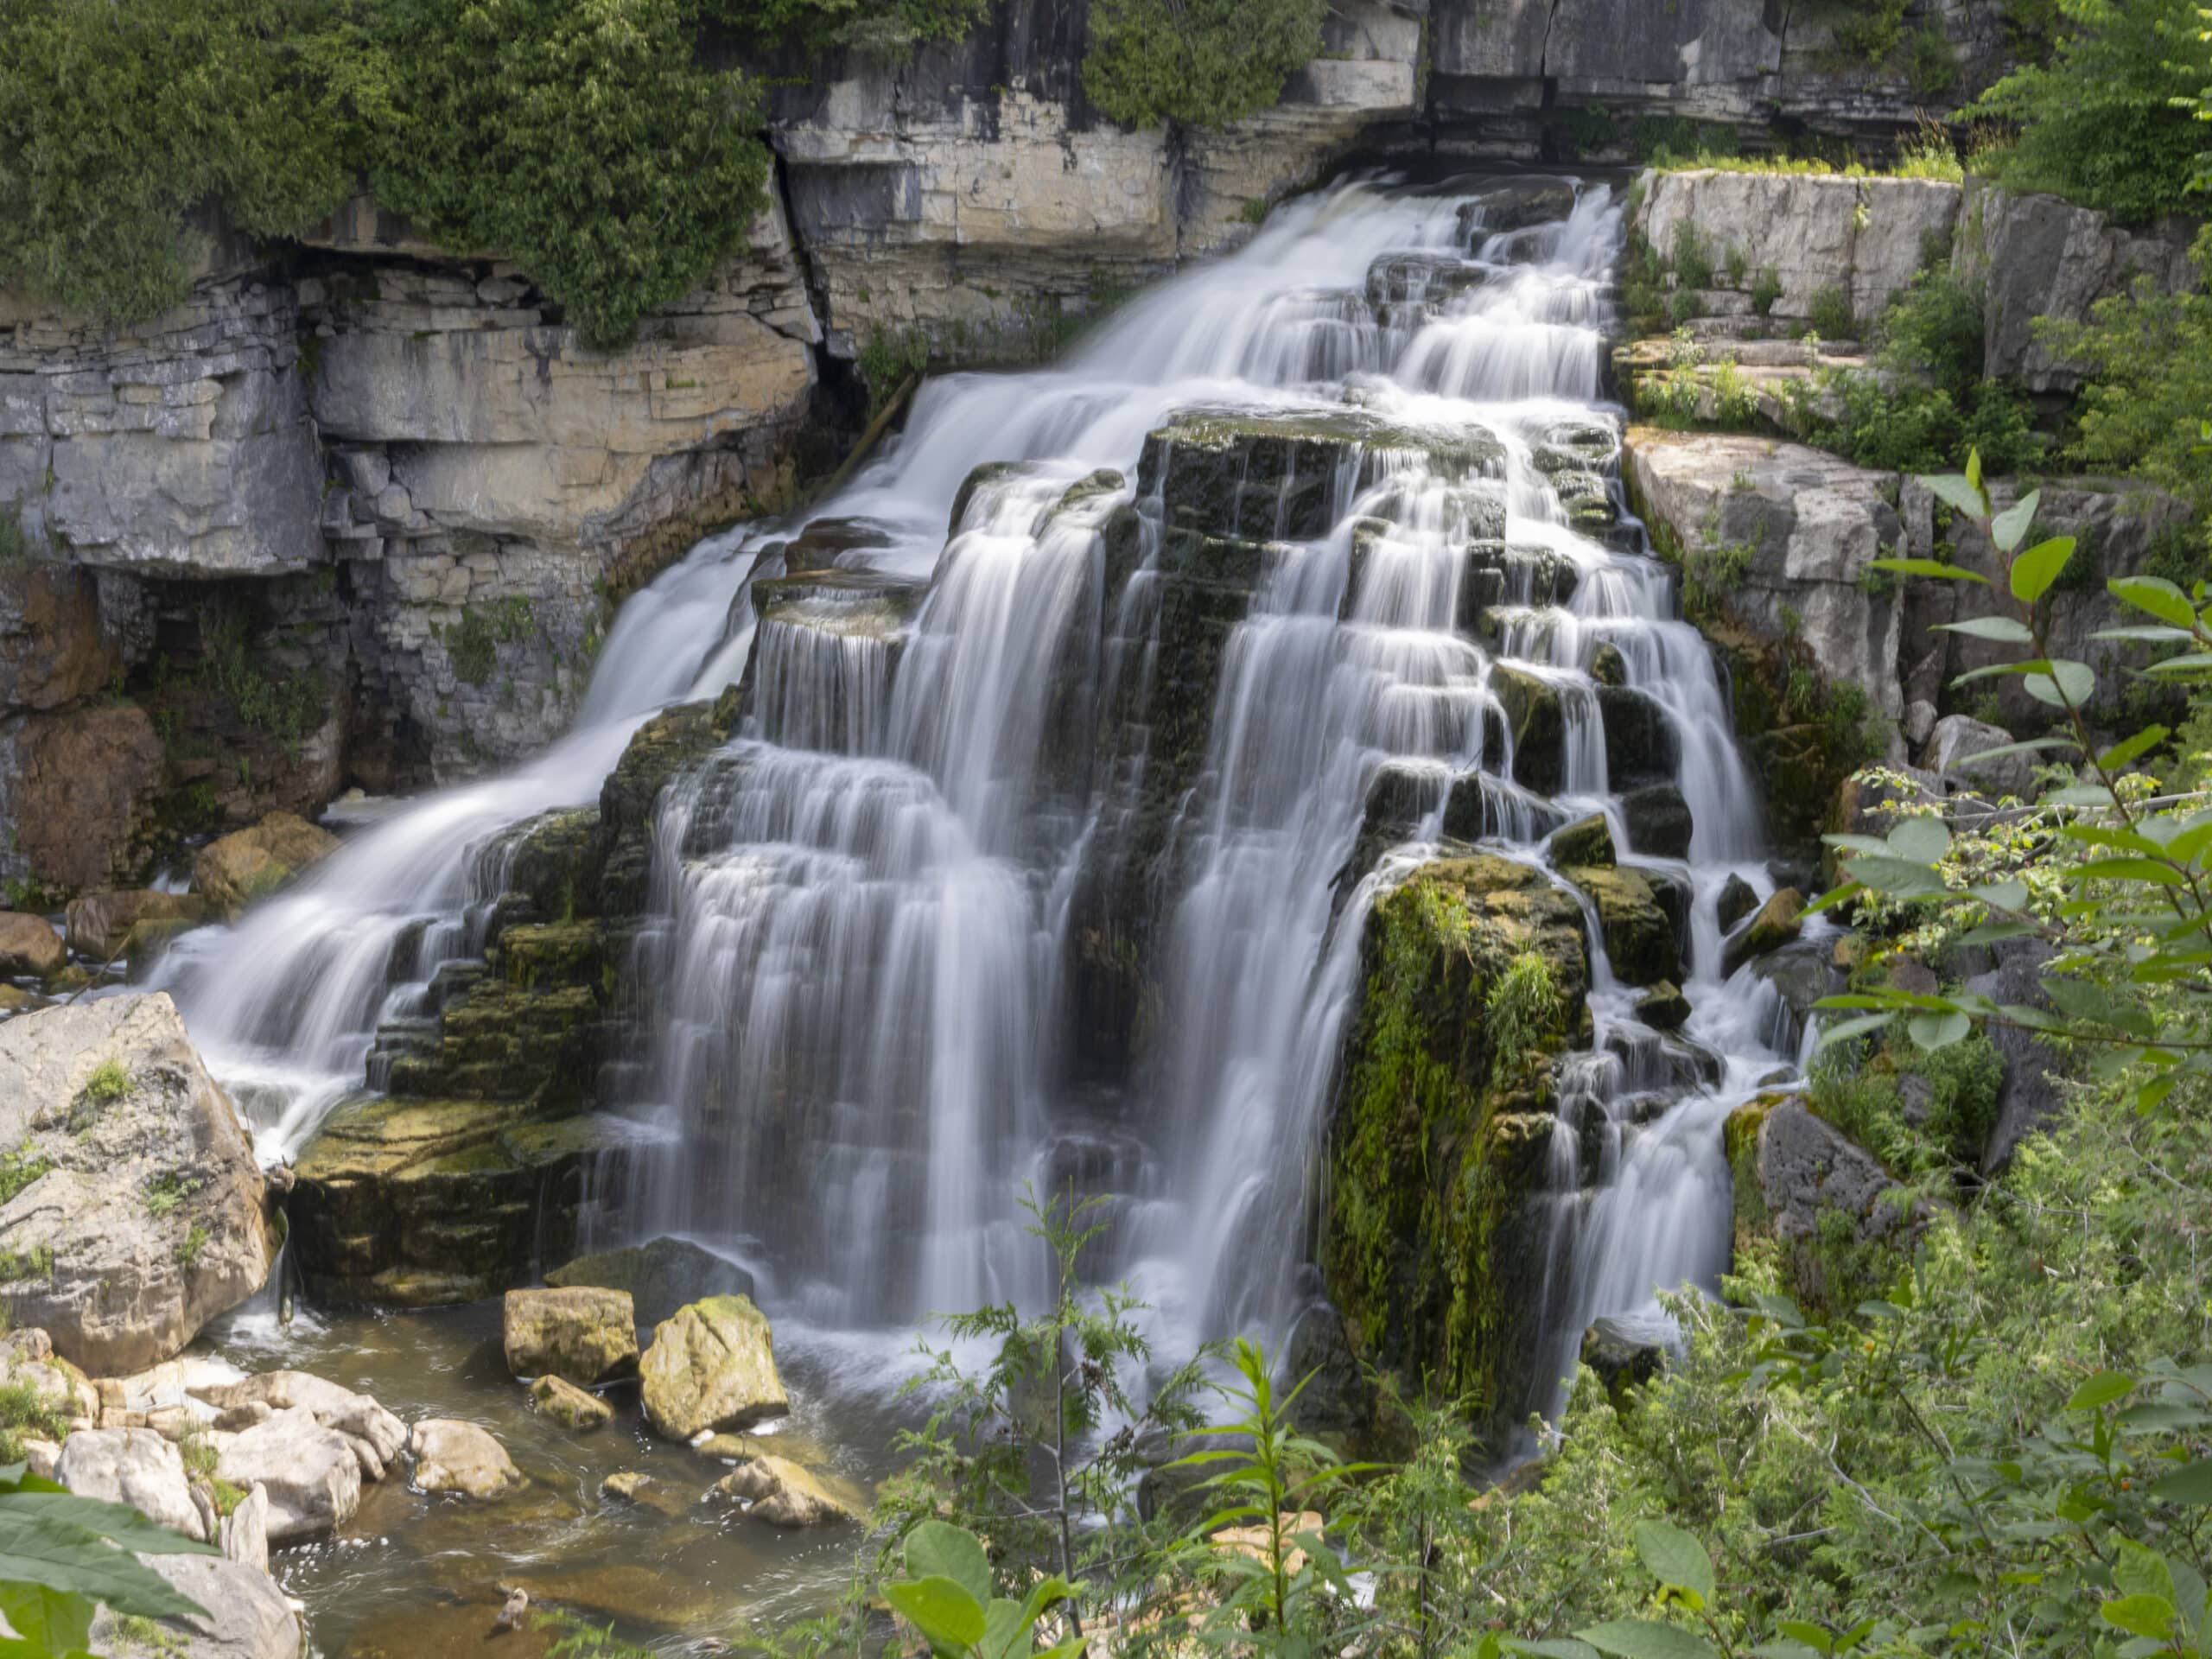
[145,171,1812,1652]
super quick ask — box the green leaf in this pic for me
[1886,817,1952,863]
[2021,658,2094,708]
[1967,448,1983,492]
[1578,1619,1722,1659]
[1503,1643,1602,1659]
[1990,488,2040,554]
[1936,614,2035,642]
[2100,1595,2177,1640]
[885,1577,989,1655]
[0,1496,217,1560]
[1633,1520,1715,1605]
[2115,1542,2178,1605]
[907,1521,994,1608]
[0,1508,211,1622]
[1906,1009,1970,1050]
[1956,920,2039,946]
[982,1598,1033,1659]
[1924,471,1987,519]
[1815,1013,1896,1051]
[2066,1371,2135,1411]
[2069,857,2186,887]
[2100,726,2171,771]
[1775,1621,1836,1655]
[2010,536,2076,605]
[2147,652,2212,675]
[2088,625,2196,644]
[1869,557,1988,584]
[0,1584,92,1654]
[1967,880,2028,911]
[2108,575,2199,630]
[2152,1459,2212,1504]
[1845,855,1950,899]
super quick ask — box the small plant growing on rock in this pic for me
[1750,265,1783,315]
[79,1058,129,1107]
[172,1224,209,1270]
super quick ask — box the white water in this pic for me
[157,175,1803,1427]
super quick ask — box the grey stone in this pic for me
[56,1427,206,1541]
[1925,714,2034,802]
[1964,938,2066,1174]
[88,1552,304,1659]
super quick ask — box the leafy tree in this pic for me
[1971,0,2209,223]
[1081,0,1326,129]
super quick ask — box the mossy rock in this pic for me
[1562,864,1680,987]
[290,1098,638,1306]
[1548,813,1614,869]
[1319,855,1589,1446]
[1490,665,1566,794]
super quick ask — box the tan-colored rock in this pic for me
[409,1418,523,1498]
[214,1407,363,1541]
[502,1286,639,1387]
[62,890,205,962]
[638,1295,787,1441]
[0,995,272,1375]
[712,1454,852,1528]
[528,1372,612,1432]
[193,1371,408,1481]
[56,1427,207,1541]
[600,1469,690,1518]
[0,913,65,980]
[193,813,341,918]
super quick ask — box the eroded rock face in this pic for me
[1952,178,2200,392]
[0,702,167,893]
[0,995,272,1375]
[1637,169,1961,326]
[639,1295,789,1440]
[214,1408,364,1541]
[193,1370,410,1480]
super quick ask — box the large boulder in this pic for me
[1726,1095,1924,1313]
[88,1552,304,1659]
[503,1287,639,1387]
[56,1427,207,1541]
[0,995,273,1374]
[639,1295,789,1441]
[1924,714,2034,801]
[62,890,207,963]
[193,812,341,918]
[220,1482,270,1575]
[544,1236,757,1326]
[0,913,65,980]
[409,1419,523,1498]
[214,1407,363,1541]
[1722,887,1803,977]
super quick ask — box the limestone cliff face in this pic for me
[0,0,2044,897]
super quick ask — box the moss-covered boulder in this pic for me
[1726,1093,1926,1317]
[503,1286,639,1386]
[1548,813,1614,869]
[1722,887,1804,977]
[192,811,340,918]
[639,1295,789,1440]
[1320,855,1590,1444]
[1562,864,1680,987]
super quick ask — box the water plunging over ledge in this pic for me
[155,173,1809,1455]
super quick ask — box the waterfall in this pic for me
[156,174,1802,1427]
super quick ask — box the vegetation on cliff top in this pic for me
[1081,0,1325,129]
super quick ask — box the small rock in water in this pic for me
[410,1418,524,1499]
[600,1470,690,1517]
[711,1455,854,1529]
[1634,981,1691,1033]
[528,1372,613,1432]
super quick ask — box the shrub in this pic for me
[1805,283,1859,340]
[1971,0,2208,223]
[1081,0,1326,129]
[368,0,772,348]
[1750,265,1783,315]
[1670,221,1716,290]
[0,0,358,321]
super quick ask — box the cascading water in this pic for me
[157,172,1808,1433]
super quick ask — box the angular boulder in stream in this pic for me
[0,995,274,1374]
[410,1419,524,1498]
[529,1372,613,1432]
[1562,864,1681,987]
[712,1454,854,1528]
[639,1294,788,1440]
[503,1287,639,1387]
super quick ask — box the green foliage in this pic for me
[1750,265,1783,315]
[369,0,772,347]
[1081,0,1326,129]
[1972,0,2209,223]
[1805,283,1859,342]
[1484,950,1563,1086]
[0,1462,221,1659]
[0,1377,69,1467]
[1670,221,1716,292]
[141,1173,201,1221]
[857,327,932,415]
[76,1058,129,1109]
[0,0,358,321]
[195,607,324,751]
[881,1520,1084,1658]
[1807,1026,2004,1179]
[442,597,537,688]
[2039,227,2212,537]
[0,1145,54,1209]
[701,0,986,57]
[173,1223,209,1268]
